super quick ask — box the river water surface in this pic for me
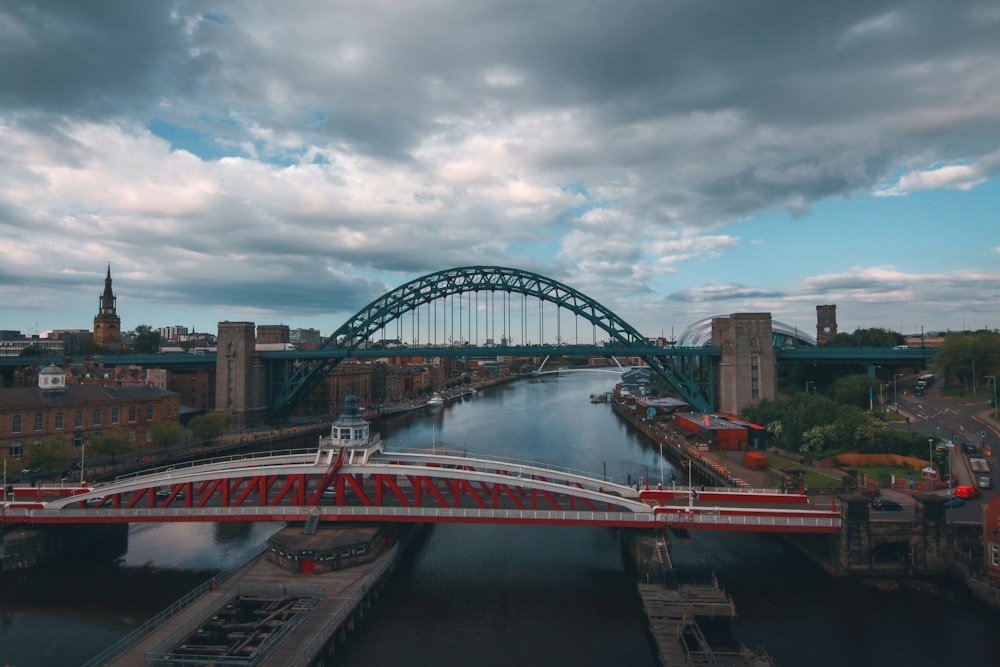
[3,373,1000,666]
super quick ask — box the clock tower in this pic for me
[816,304,837,345]
[93,264,122,349]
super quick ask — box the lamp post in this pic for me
[893,373,903,411]
[928,437,934,469]
[79,440,85,485]
[658,440,664,487]
[987,375,998,421]
[688,460,693,507]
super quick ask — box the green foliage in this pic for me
[189,411,231,441]
[18,344,44,357]
[742,391,927,459]
[79,342,105,355]
[830,374,880,410]
[129,324,162,354]
[933,331,1000,392]
[90,429,138,465]
[26,435,74,473]
[822,327,904,347]
[148,421,187,448]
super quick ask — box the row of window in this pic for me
[10,405,158,433]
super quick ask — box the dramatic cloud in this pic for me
[1,0,998,336]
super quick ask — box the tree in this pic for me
[18,344,44,357]
[189,411,231,441]
[822,327,904,347]
[130,324,162,354]
[90,430,138,467]
[25,435,74,474]
[831,374,880,410]
[743,386,935,459]
[933,331,1000,392]
[148,421,187,449]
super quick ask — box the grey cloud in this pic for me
[669,284,784,303]
[2,0,998,335]
[0,2,183,117]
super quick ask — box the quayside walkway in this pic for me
[98,532,404,667]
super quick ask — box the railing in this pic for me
[79,544,268,667]
[17,504,657,522]
[112,448,315,484]
[661,512,840,529]
[286,543,401,667]
[378,447,624,486]
[144,584,326,666]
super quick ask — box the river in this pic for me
[3,372,1000,666]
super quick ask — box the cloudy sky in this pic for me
[2,1,998,343]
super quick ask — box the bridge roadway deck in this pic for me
[104,536,401,667]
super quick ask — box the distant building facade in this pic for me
[0,364,179,466]
[157,325,190,341]
[289,328,323,347]
[0,338,66,359]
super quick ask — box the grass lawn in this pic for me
[765,454,843,489]
[852,464,919,481]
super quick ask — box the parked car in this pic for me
[943,495,965,508]
[954,484,981,499]
[871,497,902,511]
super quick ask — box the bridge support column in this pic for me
[712,313,776,414]
[216,321,267,431]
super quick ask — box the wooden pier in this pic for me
[99,526,412,667]
[637,578,775,666]
[628,532,775,667]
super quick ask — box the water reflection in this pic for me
[6,373,1000,667]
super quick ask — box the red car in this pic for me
[954,484,981,500]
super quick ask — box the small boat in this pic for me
[427,394,445,407]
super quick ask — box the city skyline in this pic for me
[2,2,999,339]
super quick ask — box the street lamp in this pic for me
[893,373,903,411]
[658,440,664,487]
[79,440,85,485]
[987,375,998,421]
[928,438,934,468]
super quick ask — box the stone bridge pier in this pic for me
[829,494,982,577]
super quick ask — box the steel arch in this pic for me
[268,266,710,417]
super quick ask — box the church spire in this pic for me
[99,263,116,316]
[93,263,121,348]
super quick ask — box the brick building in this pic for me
[0,364,179,468]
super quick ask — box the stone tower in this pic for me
[93,264,121,349]
[712,313,777,414]
[215,322,267,431]
[816,305,837,345]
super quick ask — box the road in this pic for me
[888,377,998,521]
